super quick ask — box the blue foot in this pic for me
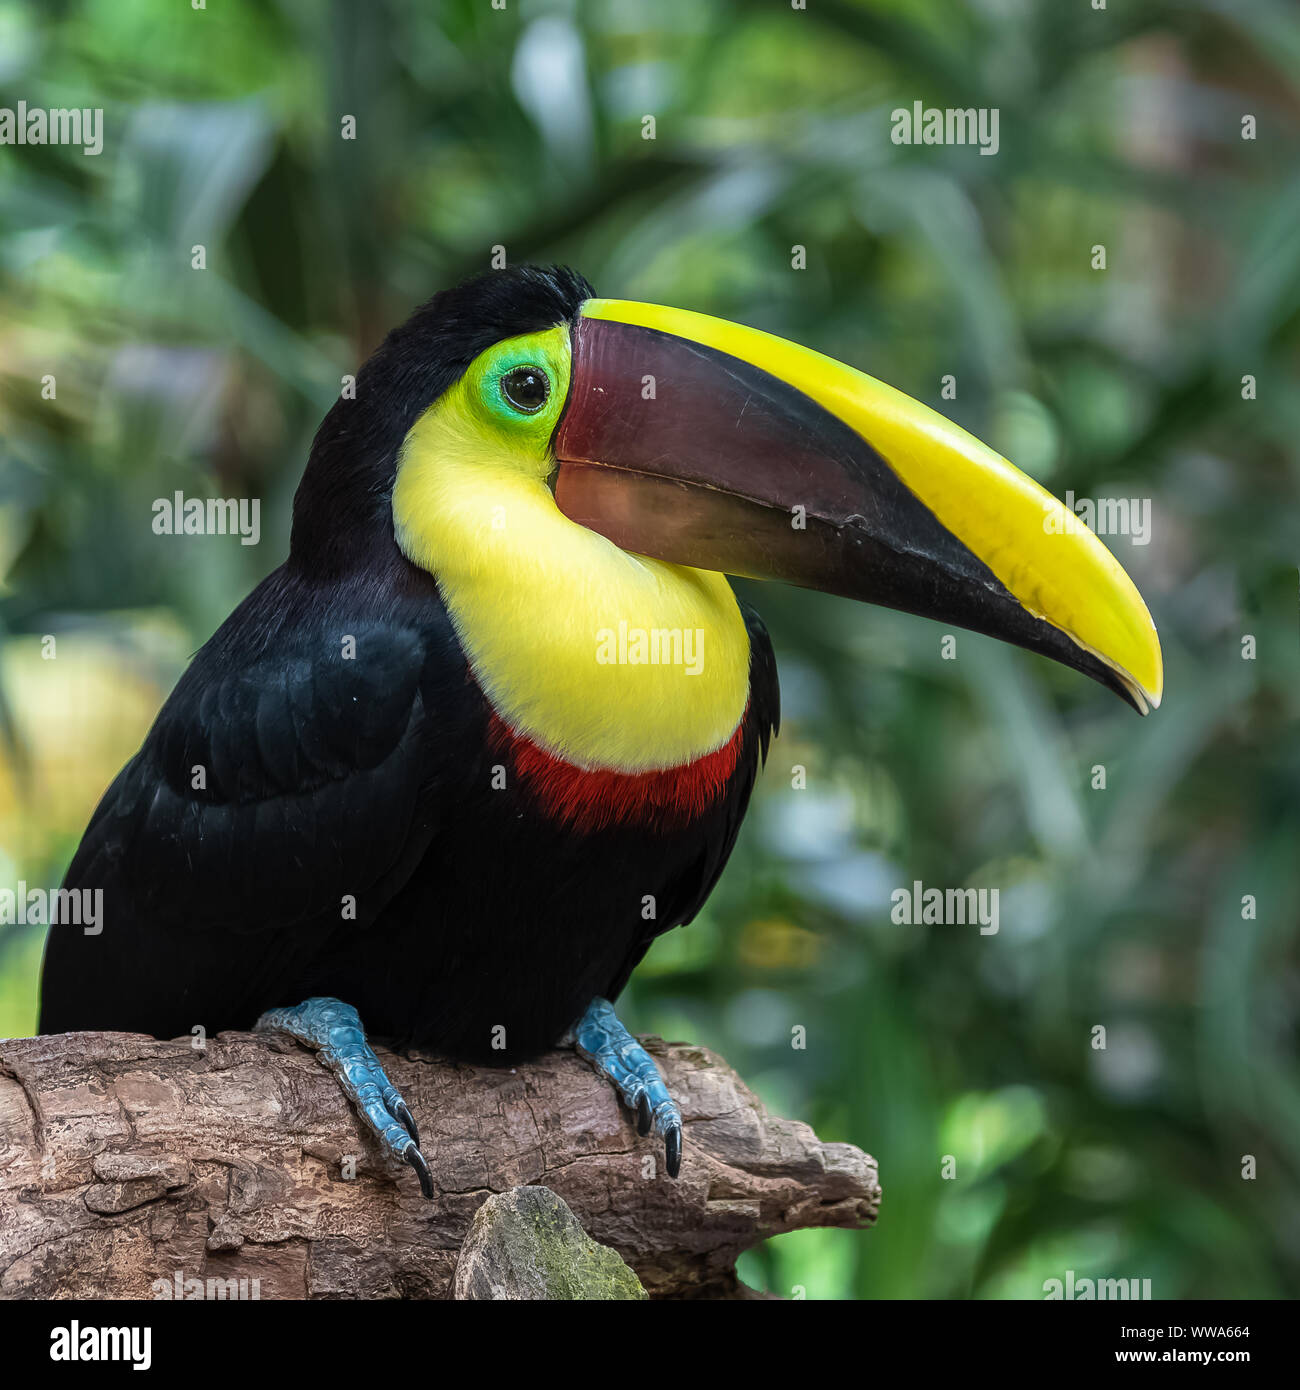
[255,996,433,1199]
[573,997,683,1178]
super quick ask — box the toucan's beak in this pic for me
[553,298,1162,714]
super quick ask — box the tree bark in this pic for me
[0,1029,880,1300]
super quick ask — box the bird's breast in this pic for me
[394,452,752,772]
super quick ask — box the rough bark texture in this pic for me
[0,1029,880,1300]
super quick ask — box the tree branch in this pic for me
[0,1029,880,1299]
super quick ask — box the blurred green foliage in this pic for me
[2,0,1297,1299]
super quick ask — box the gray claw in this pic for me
[664,1123,682,1179]
[405,1144,434,1200]
[394,1099,420,1148]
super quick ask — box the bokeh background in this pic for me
[2,0,1298,1299]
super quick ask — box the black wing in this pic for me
[39,566,483,1033]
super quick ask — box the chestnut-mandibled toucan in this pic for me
[39,266,1162,1193]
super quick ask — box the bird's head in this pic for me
[295,264,1161,715]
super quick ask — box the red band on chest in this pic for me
[488,712,746,833]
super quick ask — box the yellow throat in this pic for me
[391,325,751,774]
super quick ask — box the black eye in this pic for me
[500,366,550,414]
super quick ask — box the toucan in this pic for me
[39,265,1162,1194]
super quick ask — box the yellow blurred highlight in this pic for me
[0,625,178,865]
[0,624,182,1037]
[738,917,821,970]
